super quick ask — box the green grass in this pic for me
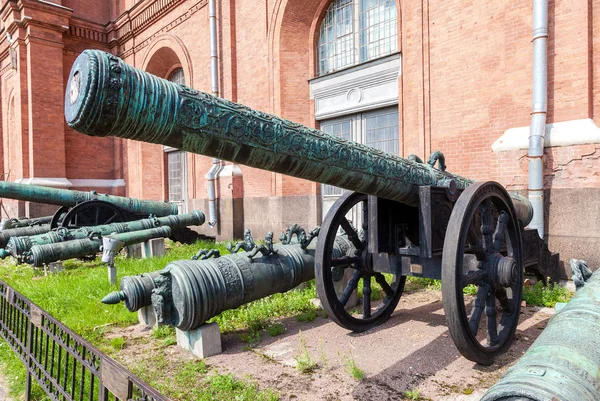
[265,322,285,337]
[294,332,318,374]
[523,281,572,307]
[404,388,421,400]
[344,356,365,381]
[130,354,279,401]
[0,239,285,400]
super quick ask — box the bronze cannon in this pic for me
[66,50,558,365]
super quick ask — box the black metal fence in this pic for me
[0,278,169,401]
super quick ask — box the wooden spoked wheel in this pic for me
[316,191,406,332]
[442,181,523,365]
[59,200,126,229]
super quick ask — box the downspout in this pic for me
[206,0,221,227]
[528,0,548,238]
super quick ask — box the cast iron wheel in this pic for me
[442,181,523,365]
[59,200,126,229]
[49,206,70,229]
[316,191,406,332]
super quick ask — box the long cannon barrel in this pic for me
[1,210,205,259]
[0,224,51,249]
[481,268,600,401]
[102,235,353,331]
[24,226,172,267]
[64,50,533,225]
[0,181,178,217]
[0,216,53,230]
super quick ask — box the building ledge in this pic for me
[492,118,600,152]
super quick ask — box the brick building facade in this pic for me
[0,0,599,273]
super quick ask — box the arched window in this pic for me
[168,67,185,86]
[318,0,398,75]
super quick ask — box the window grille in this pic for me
[318,0,397,75]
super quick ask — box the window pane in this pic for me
[317,0,355,75]
[365,110,399,155]
[321,118,353,195]
[168,68,185,86]
[359,0,398,63]
[168,151,184,202]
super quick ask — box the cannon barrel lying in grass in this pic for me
[66,50,557,366]
[24,226,172,267]
[102,232,351,331]
[0,210,205,260]
[481,268,600,401]
[0,181,179,230]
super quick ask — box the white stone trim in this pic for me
[492,118,600,152]
[13,178,126,188]
[310,54,401,121]
[70,179,126,188]
[15,178,72,188]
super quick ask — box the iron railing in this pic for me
[0,278,170,401]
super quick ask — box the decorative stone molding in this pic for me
[13,178,126,188]
[309,53,401,120]
[492,118,600,152]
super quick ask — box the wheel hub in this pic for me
[489,253,518,288]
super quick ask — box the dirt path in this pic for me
[115,288,555,401]
[0,373,11,401]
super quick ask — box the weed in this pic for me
[463,284,478,296]
[404,388,421,400]
[110,337,126,350]
[295,310,318,322]
[240,330,261,345]
[265,322,285,337]
[294,332,318,374]
[344,355,365,381]
[153,325,176,339]
[163,337,177,347]
[523,281,572,307]
[462,386,474,395]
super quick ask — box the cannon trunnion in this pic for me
[65,50,557,366]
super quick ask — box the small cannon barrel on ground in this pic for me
[1,210,205,259]
[24,226,172,267]
[102,233,352,331]
[481,268,600,401]
[0,181,179,230]
[66,50,557,366]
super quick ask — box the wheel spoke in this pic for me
[94,207,100,225]
[330,256,361,267]
[340,217,363,250]
[485,292,498,346]
[492,212,509,253]
[495,288,512,314]
[104,212,118,225]
[462,269,488,287]
[480,199,494,255]
[374,273,394,298]
[362,277,372,319]
[468,285,488,336]
[339,270,361,307]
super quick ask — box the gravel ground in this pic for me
[113,288,555,401]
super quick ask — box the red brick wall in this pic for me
[1,0,599,232]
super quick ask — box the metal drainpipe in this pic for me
[206,0,221,228]
[528,0,548,239]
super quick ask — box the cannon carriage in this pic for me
[65,50,557,365]
[0,180,179,231]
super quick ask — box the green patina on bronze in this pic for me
[0,181,179,218]
[481,268,600,401]
[25,226,172,267]
[65,50,475,208]
[102,228,352,331]
[0,224,51,251]
[2,210,204,259]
